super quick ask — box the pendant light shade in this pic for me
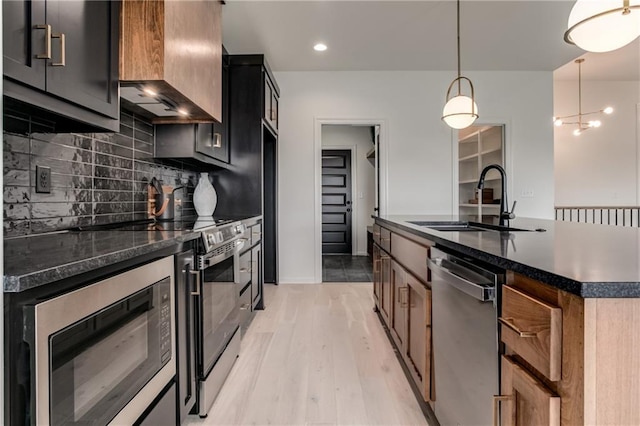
[565,0,640,53]
[442,0,478,129]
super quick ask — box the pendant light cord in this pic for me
[577,59,583,128]
[456,0,461,95]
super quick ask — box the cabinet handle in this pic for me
[498,317,537,338]
[373,258,381,273]
[35,24,52,59]
[492,395,512,426]
[240,267,252,273]
[240,303,251,311]
[398,287,409,308]
[51,33,66,66]
[213,133,222,148]
[189,270,201,296]
[373,232,381,237]
[380,255,390,260]
[270,109,277,122]
[380,237,390,241]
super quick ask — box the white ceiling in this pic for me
[222,1,640,81]
[222,0,585,73]
[553,39,640,81]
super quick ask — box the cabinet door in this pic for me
[270,90,278,131]
[211,57,230,163]
[380,251,392,326]
[175,251,197,422]
[3,0,46,89]
[373,244,382,307]
[405,274,432,401]
[390,260,407,349]
[251,244,262,308]
[264,75,273,124]
[45,0,119,118]
[499,356,560,426]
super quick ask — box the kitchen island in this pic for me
[373,215,640,426]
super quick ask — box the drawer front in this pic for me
[501,356,560,426]
[373,224,391,252]
[391,233,429,283]
[250,223,262,246]
[239,286,252,334]
[500,285,562,381]
[380,227,391,252]
[238,250,251,288]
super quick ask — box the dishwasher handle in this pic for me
[428,257,495,302]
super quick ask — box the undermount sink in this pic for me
[408,221,542,233]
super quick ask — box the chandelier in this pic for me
[553,59,613,136]
[442,0,478,130]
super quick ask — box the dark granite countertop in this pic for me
[377,215,640,298]
[4,229,200,292]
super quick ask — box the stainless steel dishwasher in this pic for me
[428,246,503,426]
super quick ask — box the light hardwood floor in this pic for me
[186,283,431,426]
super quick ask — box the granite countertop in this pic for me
[3,228,200,293]
[377,215,640,298]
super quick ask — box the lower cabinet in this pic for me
[390,260,407,349]
[373,243,392,326]
[251,243,262,309]
[499,355,560,426]
[405,273,432,401]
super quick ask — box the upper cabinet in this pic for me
[263,73,279,133]
[119,0,222,123]
[3,0,120,132]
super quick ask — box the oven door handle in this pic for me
[189,270,201,296]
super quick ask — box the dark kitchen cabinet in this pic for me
[3,0,120,132]
[251,243,262,309]
[263,74,279,133]
[213,55,279,285]
[155,51,229,168]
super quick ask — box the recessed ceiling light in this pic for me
[314,43,327,52]
[177,108,189,117]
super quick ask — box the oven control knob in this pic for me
[207,234,216,245]
[215,231,223,242]
[236,224,245,234]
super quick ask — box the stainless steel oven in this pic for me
[23,256,176,425]
[195,221,248,417]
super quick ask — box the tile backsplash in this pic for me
[3,108,199,237]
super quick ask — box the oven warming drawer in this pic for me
[198,327,240,417]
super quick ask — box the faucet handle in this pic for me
[507,200,517,219]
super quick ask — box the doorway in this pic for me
[321,149,353,254]
[319,123,382,282]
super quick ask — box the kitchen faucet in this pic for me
[477,164,516,226]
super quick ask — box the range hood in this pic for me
[119,0,222,123]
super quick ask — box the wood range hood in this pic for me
[119,0,222,123]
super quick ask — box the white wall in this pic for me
[275,70,555,283]
[554,80,640,206]
[322,125,376,256]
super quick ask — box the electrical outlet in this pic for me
[520,189,534,198]
[36,166,51,193]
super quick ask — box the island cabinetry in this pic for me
[497,272,582,426]
[373,221,433,402]
[373,239,392,326]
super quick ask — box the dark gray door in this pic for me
[322,150,352,254]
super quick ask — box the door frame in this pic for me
[314,118,388,283]
[321,146,356,255]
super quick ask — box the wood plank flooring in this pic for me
[186,283,431,426]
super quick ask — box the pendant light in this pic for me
[442,0,478,130]
[552,58,614,136]
[564,0,640,53]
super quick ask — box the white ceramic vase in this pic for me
[193,172,217,216]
